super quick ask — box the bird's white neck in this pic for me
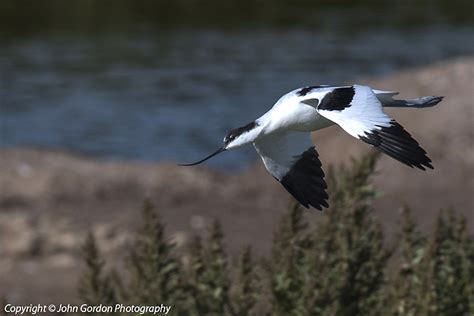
[224,120,267,149]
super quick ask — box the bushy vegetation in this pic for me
[78,153,473,315]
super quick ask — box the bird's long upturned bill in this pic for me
[178,147,226,166]
[179,84,443,210]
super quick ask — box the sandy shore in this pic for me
[1,57,473,304]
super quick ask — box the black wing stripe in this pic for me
[280,147,328,210]
[318,86,355,111]
[359,121,433,170]
[297,85,326,96]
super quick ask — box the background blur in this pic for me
[2,0,474,169]
[0,0,473,306]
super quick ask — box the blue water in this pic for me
[1,27,474,170]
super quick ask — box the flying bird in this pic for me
[179,85,443,210]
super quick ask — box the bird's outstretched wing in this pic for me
[314,84,433,170]
[254,131,328,210]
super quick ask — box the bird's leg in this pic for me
[382,96,444,108]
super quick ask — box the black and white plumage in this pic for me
[180,84,443,210]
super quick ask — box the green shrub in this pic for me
[428,209,472,315]
[386,207,431,316]
[78,152,473,315]
[78,233,117,312]
[187,221,230,315]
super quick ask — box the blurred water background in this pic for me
[1,0,473,170]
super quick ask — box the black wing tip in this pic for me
[410,162,434,171]
[361,121,435,170]
[290,197,328,211]
[414,162,434,170]
[280,147,329,211]
[295,197,329,211]
[316,199,330,210]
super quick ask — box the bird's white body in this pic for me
[233,85,404,146]
[181,84,443,210]
[261,86,334,132]
[260,97,332,133]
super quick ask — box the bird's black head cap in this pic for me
[224,121,259,145]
